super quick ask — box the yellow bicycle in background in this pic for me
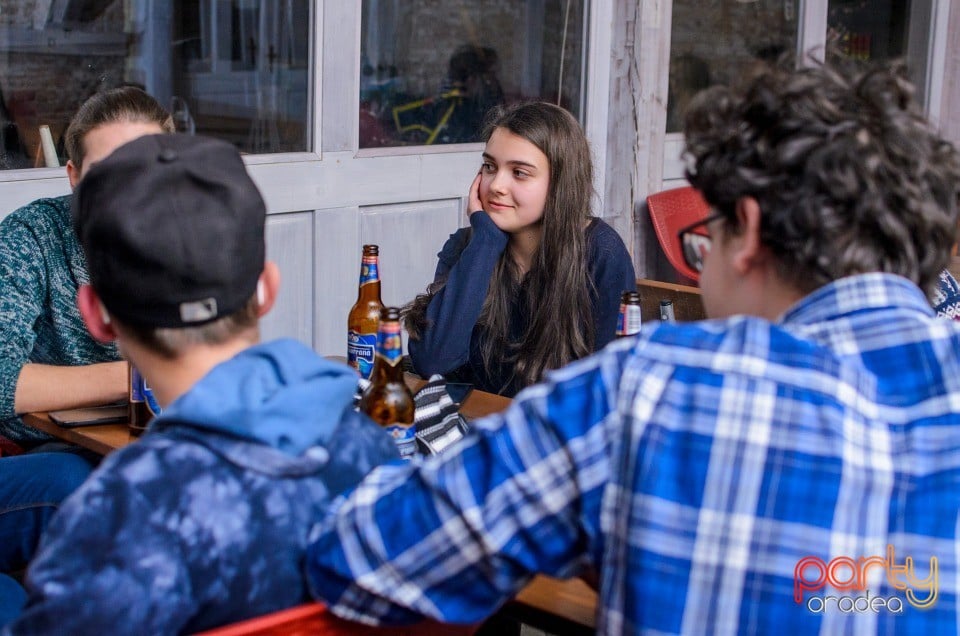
[391,88,465,145]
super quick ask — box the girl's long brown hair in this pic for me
[406,102,595,389]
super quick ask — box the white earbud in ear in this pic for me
[99,303,111,325]
[256,280,265,306]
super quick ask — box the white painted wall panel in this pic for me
[262,211,314,346]
[662,135,686,183]
[242,151,479,216]
[0,172,70,213]
[359,199,463,310]
[314,206,361,357]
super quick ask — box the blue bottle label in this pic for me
[359,257,379,287]
[377,321,403,367]
[384,424,416,459]
[131,367,162,416]
[348,330,377,378]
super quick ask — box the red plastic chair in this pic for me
[0,435,24,457]
[194,603,330,636]
[194,602,478,636]
[646,186,711,283]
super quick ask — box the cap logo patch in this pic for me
[179,298,218,323]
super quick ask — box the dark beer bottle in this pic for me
[347,245,383,380]
[616,291,642,337]
[129,365,160,436]
[359,307,416,459]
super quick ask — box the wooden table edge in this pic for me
[513,576,598,631]
[22,412,134,456]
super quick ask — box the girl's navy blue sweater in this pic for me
[409,211,637,396]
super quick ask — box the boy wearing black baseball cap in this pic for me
[4,134,397,633]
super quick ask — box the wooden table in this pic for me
[24,412,138,456]
[404,374,512,420]
[24,382,512,457]
[24,378,598,633]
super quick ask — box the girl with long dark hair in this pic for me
[404,102,636,396]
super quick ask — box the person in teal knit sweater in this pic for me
[0,87,173,446]
[0,88,174,619]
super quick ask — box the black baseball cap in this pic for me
[73,133,266,328]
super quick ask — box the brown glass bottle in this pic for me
[616,291,642,337]
[128,365,160,436]
[347,245,384,380]
[359,307,416,459]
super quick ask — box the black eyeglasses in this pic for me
[677,212,724,274]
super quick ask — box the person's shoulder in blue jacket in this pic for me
[3,134,397,635]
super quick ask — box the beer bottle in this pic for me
[616,291,642,337]
[359,307,416,459]
[347,244,384,379]
[129,364,161,436]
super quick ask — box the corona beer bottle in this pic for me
[347,244,384,379]
[359,307,416,459]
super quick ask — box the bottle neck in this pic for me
[370,320,405,382]
[357,280,382,301]
[357,255,381,301]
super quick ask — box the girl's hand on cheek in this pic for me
[468,172,483,214]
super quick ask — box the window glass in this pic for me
[827,0,929,106]
[828,0,909,61]
[359,0,585,149]
[667,1,799,133]
[0,0,310,171]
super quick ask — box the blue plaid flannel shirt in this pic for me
[307,273,960,634]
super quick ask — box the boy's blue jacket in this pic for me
[4,339,398,635]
